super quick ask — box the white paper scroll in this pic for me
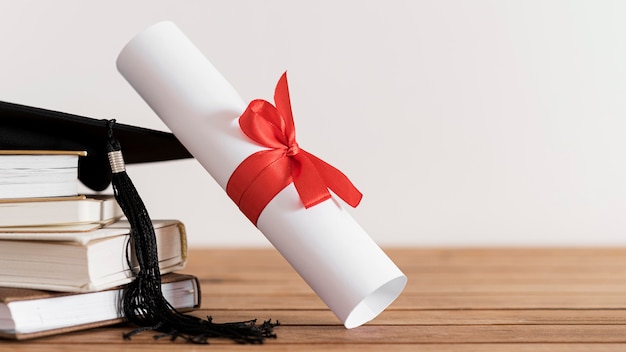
[117,21,407,328]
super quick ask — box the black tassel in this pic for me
[104,119,279,344]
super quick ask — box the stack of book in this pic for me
[0,150,200,340]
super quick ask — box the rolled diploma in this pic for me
[117,21,407,328]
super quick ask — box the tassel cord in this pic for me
[105,120,278,344]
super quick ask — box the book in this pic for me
[0,272,200,340]
[0,150,85,199]
[0,195,123,229]
[0,219,187,292]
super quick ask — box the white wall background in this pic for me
[1,0,625,247]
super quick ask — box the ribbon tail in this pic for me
[300,151,363,208]
[291,153,333,208]
[274,72,295,134]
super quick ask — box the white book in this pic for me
[0,195,123,229]
[0,150,85,199]
[0,273,200,340]
[0,219,187,292]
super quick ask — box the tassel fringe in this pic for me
[105,120,279,344]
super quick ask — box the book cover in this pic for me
[0,273,200,340]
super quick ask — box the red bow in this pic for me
[226,72,363,225]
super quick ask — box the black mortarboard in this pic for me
[0,100,278,344]
[0,100,193,191]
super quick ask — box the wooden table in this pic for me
[3,248,626,351]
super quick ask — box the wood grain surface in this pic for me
[2,248,626,351]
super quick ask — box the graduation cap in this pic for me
[0,101,278,343]
[0,100,192,191]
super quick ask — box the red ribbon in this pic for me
[226,72,363,225]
